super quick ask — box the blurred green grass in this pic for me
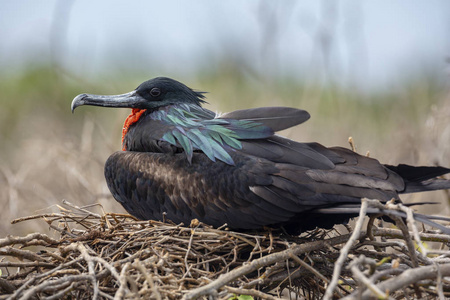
[0,65,449,236]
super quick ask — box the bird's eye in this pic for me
[150,88,161,97]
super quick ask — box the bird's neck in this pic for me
[122,108,147,151]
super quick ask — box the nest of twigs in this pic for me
[1,200,450,300]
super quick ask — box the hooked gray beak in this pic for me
[71,91,147,113]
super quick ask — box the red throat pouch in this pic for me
[122,109,147,151]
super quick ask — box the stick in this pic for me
[323,198,368,300]
[224,286,281,300]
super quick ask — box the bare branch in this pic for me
[323,198,368,300]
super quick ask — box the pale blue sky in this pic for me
[1,1,449,88]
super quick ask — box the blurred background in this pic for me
[0,0,449,236]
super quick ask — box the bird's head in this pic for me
[71,77,206,112]
[72,77,207,151]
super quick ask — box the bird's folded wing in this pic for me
[218,107,310,132]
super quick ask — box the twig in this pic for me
[184,228,196,277]
[0,247,49,262]
[133,259,162,300]
[387,202,428,256]
[224,286,282,300]
[372,227,450,243]
[0,233,59,247]
[323,198,368,300]
[348,136,357,152]
[62,199,102,218]
[436,263,445,300]
[114,262,131,300]
[347,255,389,299]
[391,215,419,268]
[11,213,68,224]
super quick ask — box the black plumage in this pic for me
[71,77,450,233]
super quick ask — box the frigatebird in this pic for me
[71,77,450,233]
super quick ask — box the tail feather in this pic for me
[385,164,450,181]
[384,164,450,193]
[402,178,450,193]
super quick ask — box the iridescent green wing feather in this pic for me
[155,104,275,165]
